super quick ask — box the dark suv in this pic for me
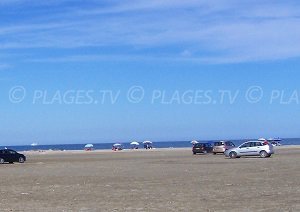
[192,143,213,155]
[0,149,26,164]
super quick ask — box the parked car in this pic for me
[225,141,274,159]
[0,149,26,164]
[213,141,235,154]
[270,141,282,146]
[193,143,213,155]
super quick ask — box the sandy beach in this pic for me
[1,147,300,212]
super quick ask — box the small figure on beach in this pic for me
[112,143,123,151]
[130,141,139,149]
[143,141,153,149]
[84,144,94,151]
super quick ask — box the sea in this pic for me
[1,138,300,152]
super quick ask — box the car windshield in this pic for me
[195,144,204,147]
[225,142,234,146]
[195,143,211,147]
[214,142,224,146]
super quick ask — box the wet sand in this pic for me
[1,147,300,211]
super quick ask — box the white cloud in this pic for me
[0,63,11,70]
[1,0,300,63]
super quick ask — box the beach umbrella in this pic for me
[130,141,139,146]
[31,142,38,147]
[143,141,152,144]
[84,144,94,148]
[112,143,123,151]
[113,143,122,147]
[258,138,266,141]
[191,140,199,145]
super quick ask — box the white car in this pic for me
[225,141,274,159]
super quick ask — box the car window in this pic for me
[255,142,262,146]
[9,150,16,154]
[250,142,256,147]
[230,142,235,146]
[240,143,250,148]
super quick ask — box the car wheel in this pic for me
[193,152,196,155]
[0,158,4,164]
[260,151,268,158]
[213,152,217,155]
[19,157,25,163]
[229,151,237,159]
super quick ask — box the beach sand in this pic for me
[1,147,300,211]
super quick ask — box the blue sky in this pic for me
[0,0,300,145]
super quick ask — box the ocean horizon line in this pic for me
[1,137,295,147]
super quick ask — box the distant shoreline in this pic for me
[20,145,300,155]
[2,138,300,152]
[2,138,300,148]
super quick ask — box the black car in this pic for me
[0,149,26,164]
[192,143,213,155]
